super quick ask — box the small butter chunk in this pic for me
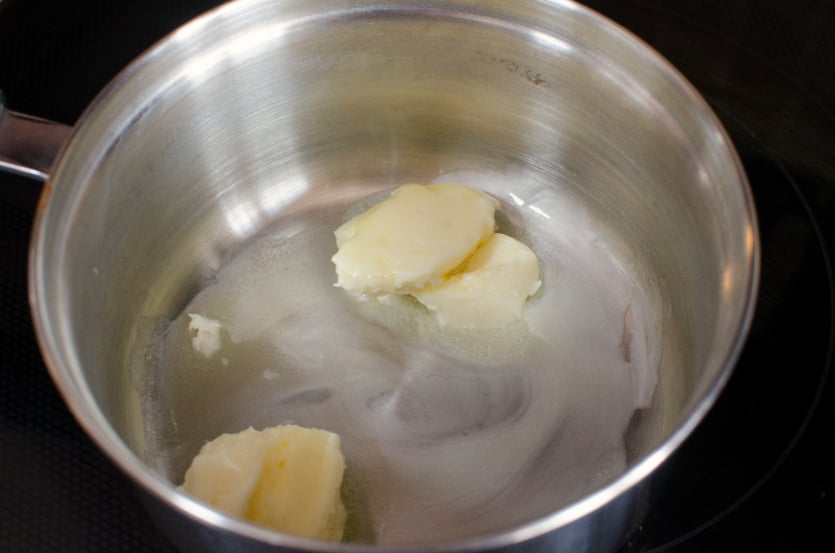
[188,313,223,358]
[332,184,499,295]
[180,425,347,542]
[413,233,542,328]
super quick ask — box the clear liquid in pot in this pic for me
[141,170,660,545]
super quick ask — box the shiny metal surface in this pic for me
[0,93,72,180]
[23,0,758,551]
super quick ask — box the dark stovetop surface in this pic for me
[1,1,833,552]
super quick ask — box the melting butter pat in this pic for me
[188,313,222,358]
[332,183,541,328]
[332,183,499,295]
[412,233,542,328]
[180,425,347,542]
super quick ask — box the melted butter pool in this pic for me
[143,170,660,545]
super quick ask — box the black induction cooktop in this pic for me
[1,1,832,551]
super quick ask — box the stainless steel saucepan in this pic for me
[0,1,758,552]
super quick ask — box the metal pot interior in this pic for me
[30,0,757,549]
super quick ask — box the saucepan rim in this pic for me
[27,0,760,550]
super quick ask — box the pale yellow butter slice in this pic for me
[413,233,541,328]
[180,425,346,542]
[332,184,499,296]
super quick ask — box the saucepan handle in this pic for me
[0,89,73,182]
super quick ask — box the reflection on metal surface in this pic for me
[223,177,308,238]
[259,176,308,217]
[223,200,260,238]
[0,108,71,181]
[179,20,295,86]
[528,204,552,219]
